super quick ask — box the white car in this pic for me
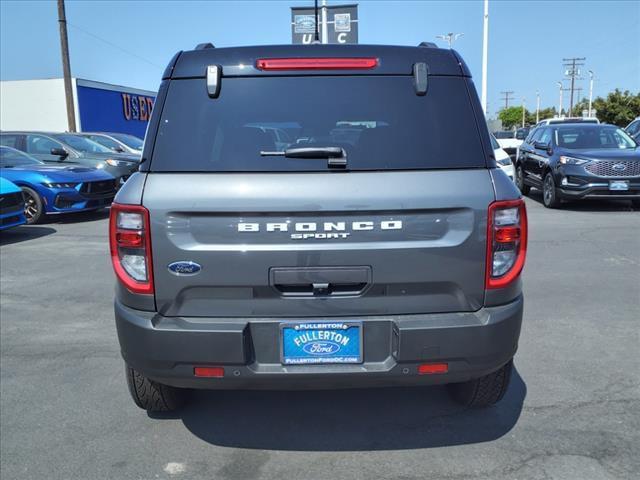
[491,133,515,181]
[493,130,522,159]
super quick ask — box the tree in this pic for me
[536,107,557,122]
[499,106,527,129]
[591,89,640,126]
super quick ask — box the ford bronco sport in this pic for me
[111,43,527,412]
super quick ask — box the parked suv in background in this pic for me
[516,123,640,208]
[625,117,640,142]
[111,44,527,413]
[534,117,599,127]
[0,132,139,185]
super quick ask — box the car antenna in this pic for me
[314,0,320,43]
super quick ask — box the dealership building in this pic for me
[0,78,156,138]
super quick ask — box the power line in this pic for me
[67,22,163,70]
[562,57,586,116]
[500,91,514,109]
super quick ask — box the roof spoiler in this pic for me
[195,43,215,50]
[418,42,438,48]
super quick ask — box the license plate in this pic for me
[281,322,362,365]
[609,180,629,191]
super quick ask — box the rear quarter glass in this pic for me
[149,75,486,172]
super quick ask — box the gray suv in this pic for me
[111,43,528,412]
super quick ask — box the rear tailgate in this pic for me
[146,170,493,317]
[143,47,496,318]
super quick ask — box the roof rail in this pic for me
[195,43,215,50]
[418,42,437,48]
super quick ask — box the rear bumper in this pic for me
[115,296,523,389]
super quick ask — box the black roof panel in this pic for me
[168,44,469,79]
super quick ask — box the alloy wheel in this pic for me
[23,191,39,222]
[543,175,553,206]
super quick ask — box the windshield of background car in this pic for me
[150,76,486,172]
[494,131,515,139]
[90,135,122,151]
[0,147,44,167]
[56,135,112,154]
[555,126,637,150]
[110,133,143,150]
[515,129,529,140]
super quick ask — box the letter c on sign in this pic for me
[337,33,347,43]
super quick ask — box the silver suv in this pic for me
[110,43,527,412]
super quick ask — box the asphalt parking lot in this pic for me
[1,194,639,480]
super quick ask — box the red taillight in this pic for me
[418,363,449,375]
[115,231,143,248]
[256,57,378,71]
[194,367,225,378]
[109,203,154,295]
[485,199,528,289]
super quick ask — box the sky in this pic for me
[1,0,639,118]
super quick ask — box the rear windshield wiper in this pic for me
[260,147,347,168]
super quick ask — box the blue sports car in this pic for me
[0,177,27,230]
[0,146,117,224]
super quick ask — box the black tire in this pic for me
[448,360,513,407]
[125,365,187,412]
[21,187,45,224]
[542,172,562,208]
[515,164,530,196]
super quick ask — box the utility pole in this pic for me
[57,0,76,132]
[436,32,464,49]
[535,90,540,123]
[557,81,563,117]
[500,91,514,110]
[521,98,526,127]
[562,57,586,117]
[588,70,594,117]
[481,0,489,116]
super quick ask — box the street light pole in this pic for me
[588,70,594,118]
[481,0,489,116]
[522,98,526,127]
[536,90,540,123]
[321,0,328,44]
[557,81,563,117]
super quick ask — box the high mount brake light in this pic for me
[485,199,528,289]
[109,203,154,294]
[256,57,378,71]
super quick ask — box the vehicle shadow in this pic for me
[161,367,526,451]
[0,225,56,246]
[526,189,637,212]
[44,208,111,224]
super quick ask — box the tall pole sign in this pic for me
[292,4,358,44]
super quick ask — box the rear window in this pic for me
[150,76,485,172]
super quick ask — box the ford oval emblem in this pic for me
[302,341,341,356]
[167,261,202,276]
[612,163,627,172]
